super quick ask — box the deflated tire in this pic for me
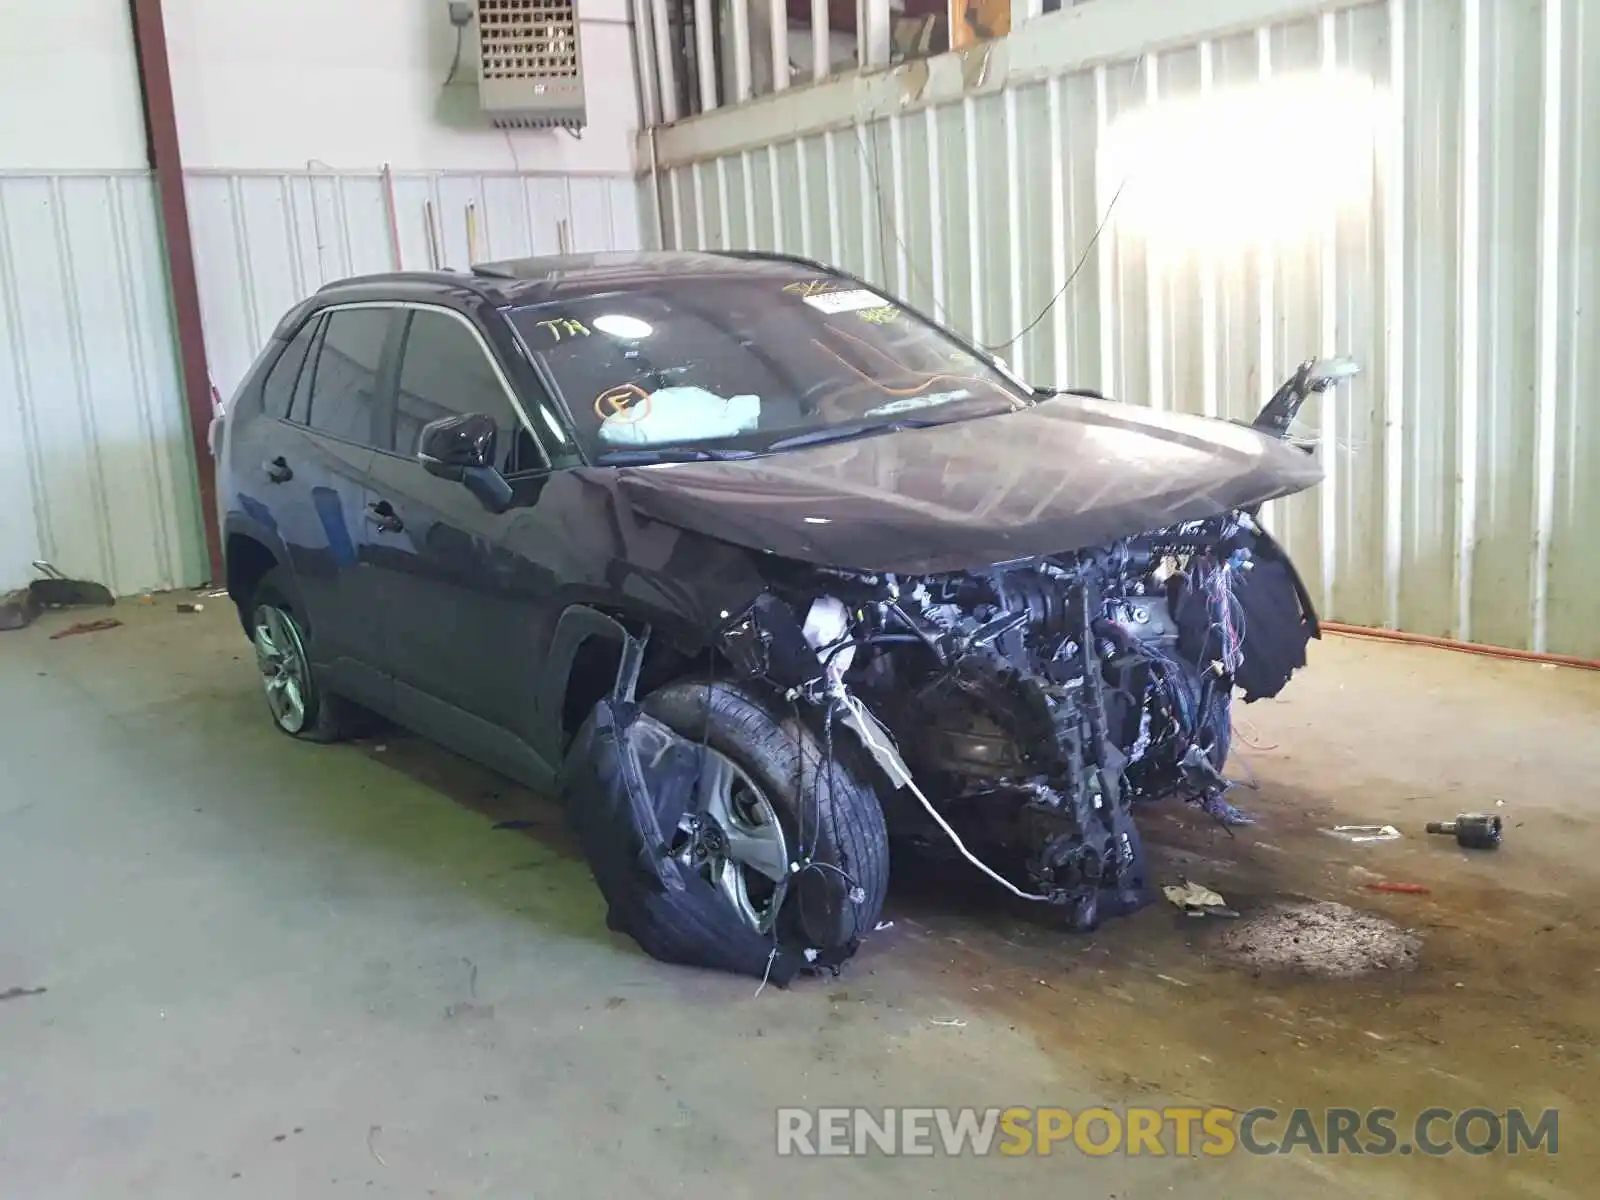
[562,680,890,982]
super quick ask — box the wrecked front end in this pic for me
[726,507,1316,932]
[564,359,1353,979]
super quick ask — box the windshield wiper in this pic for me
[764,418,945,453]
[1034,385,1108,401]
[595,446,756,465]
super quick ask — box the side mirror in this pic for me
[1305,356,1362,391]
[1250,356,1362,439]
[417,413,513,513]
[418,413,496,478]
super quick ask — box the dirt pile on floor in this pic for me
[1214,900,1421,977]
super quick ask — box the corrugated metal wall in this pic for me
[0,168,642,597]
[0,172,206,597]
[188,171,644,396]
[644,0,1600,657]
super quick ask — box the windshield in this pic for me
[506,268,1029,462]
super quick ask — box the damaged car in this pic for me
[215,250,1356,984]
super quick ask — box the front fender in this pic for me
[533,604,632,765]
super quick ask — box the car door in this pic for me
[362,305,560,781]
[273,304,403,710]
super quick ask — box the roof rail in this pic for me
[710,249,837,274]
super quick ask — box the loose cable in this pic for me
[837,692,1052,903]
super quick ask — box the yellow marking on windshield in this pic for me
[593,383,652,422]
[855,305,900,325]
[535,317,592,343]
[782,279,841,298]
[810,335,1002,400]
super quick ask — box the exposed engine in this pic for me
[693,357,1356,936]
[726,508,1317,931]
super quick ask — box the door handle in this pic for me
[365,500,404,534]
[263,456,293,483]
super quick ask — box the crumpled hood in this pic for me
[609,396,1323,575]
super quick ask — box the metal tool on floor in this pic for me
[1425,813,1503,850]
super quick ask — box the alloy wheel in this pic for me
[674,748,791,934]
[253,604,311,734]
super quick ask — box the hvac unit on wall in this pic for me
[466,0,587,129]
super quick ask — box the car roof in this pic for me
[312,250,840,309]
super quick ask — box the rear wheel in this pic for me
[247,568,359,742]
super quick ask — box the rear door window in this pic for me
[392,309,545,473]
[301,308,394,447]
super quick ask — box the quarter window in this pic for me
[261,319,319,419]
[285,316,325,424]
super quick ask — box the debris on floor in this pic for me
[2,562,115,631]
[1213,900,1421,977]
[49,617,123,641]
[1200,792,1255,826]
[1363,881,1430,895]
[1426,812,1503,850]
[1325,823,1403,843]
[0,589,38,631]
[176,601,204,614]
[928,1017,968,1028]
[0,985,47,1002]
[27,562,115,608]
[1162,879,1238,917]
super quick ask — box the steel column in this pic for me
[128,0,222,582]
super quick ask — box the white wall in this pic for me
[0,0,206,595]
[0,0,148,170]
[0,0,646,596]
[164,0,641,173]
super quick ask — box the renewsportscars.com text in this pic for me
[776,1106,1558,1157]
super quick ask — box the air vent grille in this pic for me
[473,0,587,129]
[480,0,579,78]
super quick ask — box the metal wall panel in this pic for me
[0,168,641,599]
[187,170,645,396]
[643,0,1600,656]
[0,172,206,597]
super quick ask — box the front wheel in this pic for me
[641,680,891,955]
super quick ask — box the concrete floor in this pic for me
[2,599,1597,1199]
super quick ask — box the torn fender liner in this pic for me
[562,699,808,983]
[1174,533,1316,704]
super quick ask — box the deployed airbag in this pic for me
[598,386,761,447]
